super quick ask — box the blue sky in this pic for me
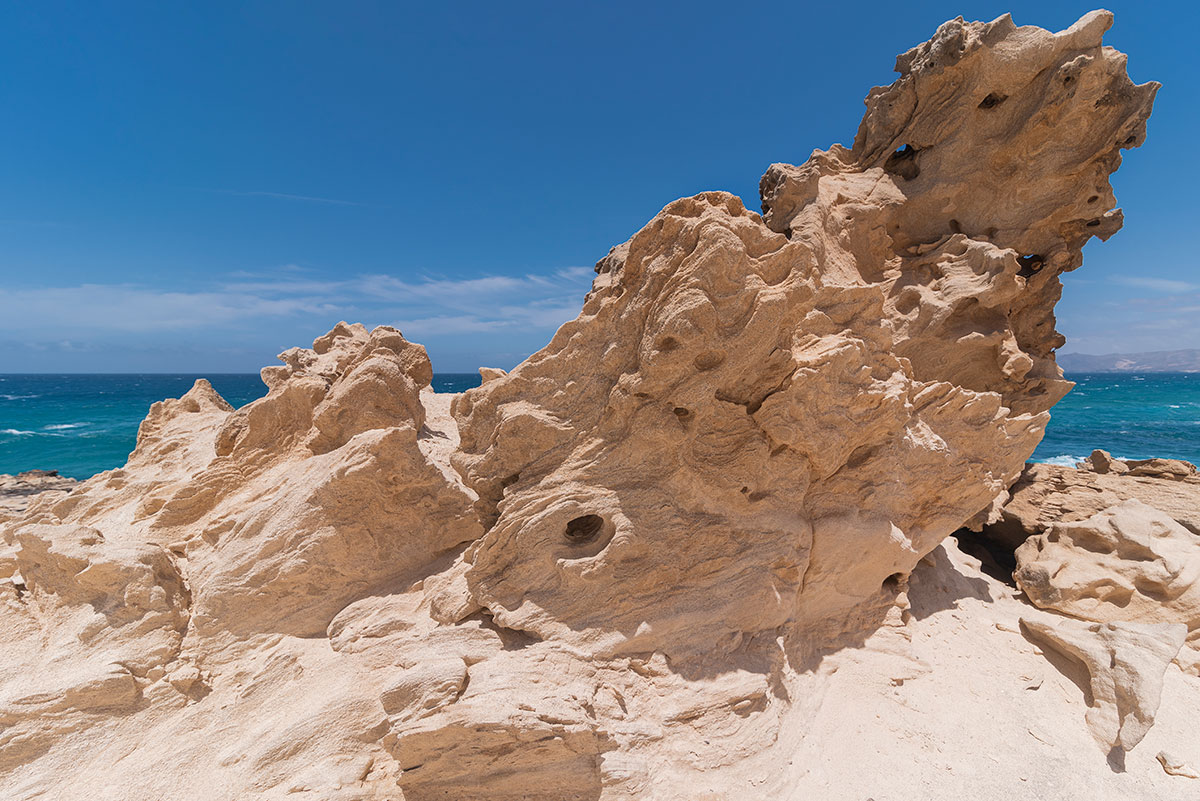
[0,1,1195,373]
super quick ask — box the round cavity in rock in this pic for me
[656,336,680,353]
[564,514,604,544]
[978,92,1007,109]
[1017,254,1044,277]
[693,351,725,371]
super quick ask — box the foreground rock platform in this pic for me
[0,471,78,520]
[3,10,1193,800]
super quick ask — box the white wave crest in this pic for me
[1036,454,1087,467]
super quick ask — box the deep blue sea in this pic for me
[1,372,1197,480]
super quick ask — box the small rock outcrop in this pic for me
[1021,617,1185,754]
[1015,501,1200,673]
[984,459,1200,549]
[0,470,78,520]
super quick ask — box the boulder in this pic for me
[1021,617,1185,753]
[1015,500,1200,673]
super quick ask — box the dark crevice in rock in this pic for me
[1017,254,1045,277]
[884,143,921,181]
[978,92,1008,109]
[565,514,604,544]
[952,529,1019,588]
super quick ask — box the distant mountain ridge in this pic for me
[1059,349,1200,373]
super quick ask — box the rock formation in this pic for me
[1016,500,1200,674]
[3,10,1192,800]
[984,454,1200,546]
[1020,616,1185,755]
[0,470,78,520]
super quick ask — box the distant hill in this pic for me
[1058,349,1200,373]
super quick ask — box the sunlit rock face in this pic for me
[0,12,1170,801]
[452,9,1156,660]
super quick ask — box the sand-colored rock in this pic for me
[0,470,78,520]
[0,11,1187,801]
[1157,750,1200,779]
[1020,617,1185,754]
[454,10,1153,665]
[1014,500,1200,673]
[985,460,1200,548]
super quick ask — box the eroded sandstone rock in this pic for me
[0,11,1171,800]
[1015,500,1200,674]
[1021,617,1185,754]
[0,470,79,520]
[452,9,1154,665]
[984,460,1200,549]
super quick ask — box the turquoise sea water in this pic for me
[0,373,481,479]
[1031,373,1200,467]
[1,372,1197,480]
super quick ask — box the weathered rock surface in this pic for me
[1,10,1188,801]
[1157,750,1200,779]
[986,458,1200,548]
[0,470,78,520]
[1020,617,1185,754]
[1015,500,1200,673]
[983,459,1200,669]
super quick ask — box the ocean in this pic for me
[1,372,1197,480]
[0,373,480,479]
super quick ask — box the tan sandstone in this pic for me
[2,10,1193,801]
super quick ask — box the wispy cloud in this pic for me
[0,284,343,333]
[0,266,596,360]
[1111,276,1200,293]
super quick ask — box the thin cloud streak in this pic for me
[1111,276,1200,293]
[0,266,596,353]
[202,188,366,206]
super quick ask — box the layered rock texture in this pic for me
[3,10,1194,800]
[0,471,78,520]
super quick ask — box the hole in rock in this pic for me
[673,407,692,420]
[882,573,904,592]
[952,530,1018,589]
[949,218,963,234]
[1017,254,1044,278]
[978,92,1007,109]
[656,336,680,353]
[1086,219,1101,228]
[565,514,605,544]
[884,144,920,181]
[1123,135,1137,146]
[1087,195,1100,203]
[501,473,521,489]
